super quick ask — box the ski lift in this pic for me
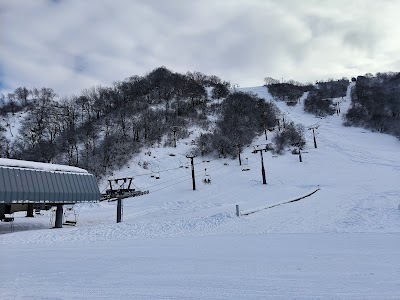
[34,205,42,215]
[242,158,250,171]
[202,168,211,184]
[63,206,78,226]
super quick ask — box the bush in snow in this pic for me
[267,81,313,105]
[315,78,349,98]
[304,91,336,117]
[273,122,306,154]
[211,83,229,99]
[196,92,279,157]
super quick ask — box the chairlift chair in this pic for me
[242,158,251,171]
[202,168,211,184]
[63,206,78,226]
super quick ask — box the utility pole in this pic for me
[299,148,302,162]
[186,154,196,190]
[308,125,319,149]
[171,126,179,147]
[236,144,242,165]
[252,145,267,185]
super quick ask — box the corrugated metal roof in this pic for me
[0,165,100,204]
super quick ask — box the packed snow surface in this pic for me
[0,158,88,174]
[1,83,400,299]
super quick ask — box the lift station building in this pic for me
[0,158,100,227]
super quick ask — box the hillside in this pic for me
[1,83,400,299]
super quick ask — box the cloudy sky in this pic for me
[1,0,400,96]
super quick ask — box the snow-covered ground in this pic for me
[1,83,400,299]
[0,110,25,141]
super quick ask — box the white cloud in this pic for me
[1,0,400,96]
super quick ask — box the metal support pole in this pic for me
[55,204,63,228]
[313,129,317,149]
[190,157,196,191]
[236,144,242,166]
[260,151,267,185]
[236,205,240,217]
[253,147,267,185]
[117,198,122,223]
[186,155,196,191]
[26,203,34,217]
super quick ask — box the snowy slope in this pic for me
[1,83,400,299]
[0,111,25,142]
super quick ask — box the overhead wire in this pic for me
[99,151,229,194]
[144,162,218,190]
[147,160,228,194]
[105,156,221,179]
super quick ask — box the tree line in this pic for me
[0,67,230,179]
[345,72,400,138]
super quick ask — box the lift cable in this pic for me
[147,163,227,193]
[106,157,220,179]
[100,157,227,194]
[143,163,224,190]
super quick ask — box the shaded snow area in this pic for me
[1,84,400,299]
